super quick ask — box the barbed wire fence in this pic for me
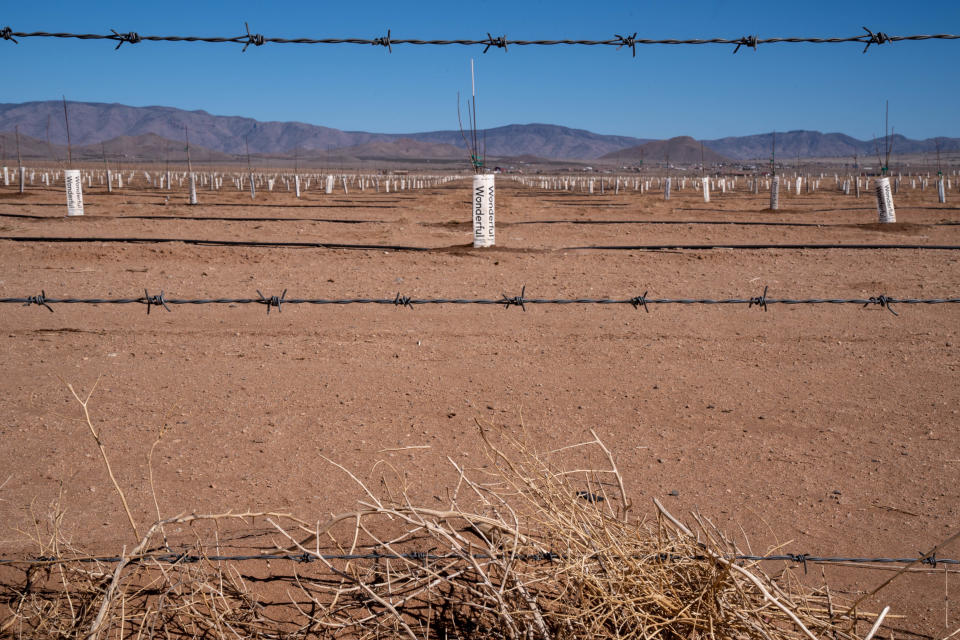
[1,549,956,571]
[3,25,959,613]
[1,25,958,54]
[4,287,960,316]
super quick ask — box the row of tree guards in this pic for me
[9,166,954,195]
[2,165,956,226]
[514,170,953,223]
[0,167,453,217]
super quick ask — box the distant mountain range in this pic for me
[0,101,648,161]
[1,101,958,163]
[704,130,960,162]
[600,136,732,165]
[0,131,473,166]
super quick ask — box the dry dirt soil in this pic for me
[0,174,958,635]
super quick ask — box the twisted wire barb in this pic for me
[242,22,264,52]
[2,25,957,53]
[141,289,169,314]
[108,29,140,49]
[732,35,757,54]
[22,290,52,312]
[2,288,959,315]
[256,288,286,314]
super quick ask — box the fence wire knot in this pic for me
[372,29,392,52]
[630,291,650,312]
[483,33,507,53]
[25,290,53,312]
[615,32,638,57]
[393,292,414,309]
[171,552,199,565]
[294,552,315,564]
[501,285,526,311]
[0,26,16,43]
[788,553,810,573]
[141,289,170,314]
[110,29,140,49]
[921,553,938,567]
[862,27,891,53]
[576,490,605,503]
[866,294,897,316]
[408,550,429,566]
[733,34,758,54]
[257,289,286,314]
[242,22,265,52]
[749,285,768,312]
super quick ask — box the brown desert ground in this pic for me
[0,170,958,636]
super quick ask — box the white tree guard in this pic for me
[65,169,84,216]
[875,177,896,223]
[472,174,491,248]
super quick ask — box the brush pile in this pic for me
[1,427,886,639]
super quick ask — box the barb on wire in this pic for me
[500,285,526,311]
[393,292,414,309]
[2,26,956,53]
[615,32,638,57]
[866,294,897,316]
[861,26,891,53]
[256,289,286,314]
[630,291,649,312]
[788,553,809,573]
[748,285,768,312]
[483,32,507,53]
[242,22,264,52]
[140,289,170,315]
[170,551,199,565]
[576,491,605,503]
[24,290,53,312]
[109,29,140,49]
[733,34,758,54]
[372,28,391,52]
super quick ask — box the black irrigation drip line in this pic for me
[1,550,956,569]
[572,243,960,251]
[0,213,387,223]
[2,25,957,54]
[512,219,960,228]
[0,236,431,251]
[5,213,959,229]
[3,287,959,316]
[5,210,960,228]
[4,236,960,252]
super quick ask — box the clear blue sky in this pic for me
[4,1,959,140]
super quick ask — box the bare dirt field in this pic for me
[0,172,958,635]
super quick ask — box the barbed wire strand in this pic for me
[0,550,955,569]
[1,26,958,54]
[3,289,959,316]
